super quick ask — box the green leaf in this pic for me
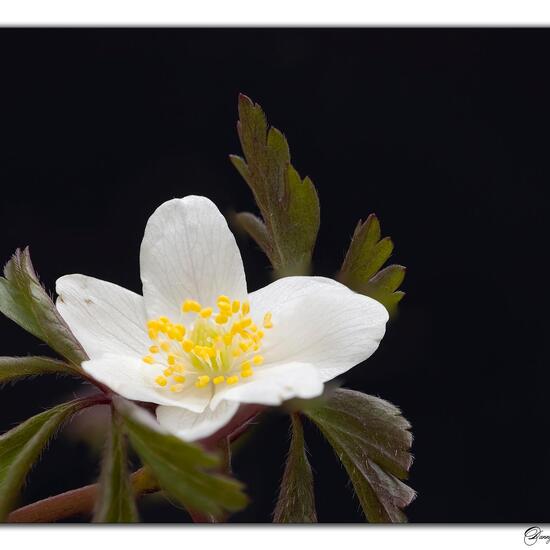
[231,94,320,276]
[273,413,317,523]
[0,398,93,520]
[0,356,79,385]
[338,215,406,316]
[115,398,248,519]
[0,248,87,367]
[93,409,138,523]
[304,388,415,523]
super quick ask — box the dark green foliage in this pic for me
[0,356,79,384]
[304,388,415,523]
[115,398,248,519]
[231,94,320,276]
[0,248,87,367]
[0,399,93,520]
[338,215,406,316]
[273,413,317,523]
[93,410,138,523]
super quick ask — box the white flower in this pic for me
[56,196,388,441]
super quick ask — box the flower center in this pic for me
[142,295,273,393]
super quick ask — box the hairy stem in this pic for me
[7,403,264,523]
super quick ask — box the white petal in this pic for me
[211,361,324,409]
[156,400,239,441]
[82,353,211,412]
[56,274,148,360]
[249,276,389,382]
[140,196,247,320]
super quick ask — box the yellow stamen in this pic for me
[200,307,213,318]
[173,375,186,383]
[195,375,210,388]
[241,368,253,378]
[155,375,167,387]
[170,384,184,393]
[226,375,239,385]
[242,301,250,315]
[149,345,159,354]
[182,299,202,313]
[163,367,174,377]
[142,355,154,365]
[182,339,194,352]
[232,300,240,313]
[215,314,228,325]
[213,375,225,385]
[160,342,170,352]
[263,312,273,329]
[252,355,264,365]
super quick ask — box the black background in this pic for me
[0,28,547,523]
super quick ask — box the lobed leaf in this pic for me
[338,215,406,316]
[0,356,79,385]
[0,398,93,521]
[273,413,317,523]
[115,398,248,519]
[93,409,138,523]
[231,94,320,276]
[0,248,87,367]
[304,388,415,523]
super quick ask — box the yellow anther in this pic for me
[213,375,225,385]
[240,318,252,329]
[241,360,251,371]
[232,348,243,358]
[163,367,174,377]
[147,320,160,330]
[182,299,202,313]
[200,307,213,318]
[257,330,265,339]
[250,323,257,332]
[142,355,154,365]
[263,312,273,329]
[174,324,186,337]
[232,300,240,313]
[148,328,158,340]
[241,368,253,378]
[149,345,159,354]
[167,327,179,339]
[159,342,169,352]
[155,375,167,387]
[218,303,232,315]
[173,375,186,383]
[223,333,233,346]
[252,355,264,366]
[172,363,185,374]
[226,375,239,385]
[242,302,250,315]
[217,295,230,304]
[167,354,176,365]
[181,340,193,353]
[215,314,228,325]
[239,342,250,352]
[159,316,170,324]
[195,375,210,388]
[170,384,184,393]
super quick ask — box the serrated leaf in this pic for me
[304,388,415,523]
[0,356,79,385]
[231,94,320,276]
[0,248,87,367]
[273,413,317,523]
[93,409,138,523]
[115,399,248,519]
[338,215,406,316]
[0,398,93,520]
